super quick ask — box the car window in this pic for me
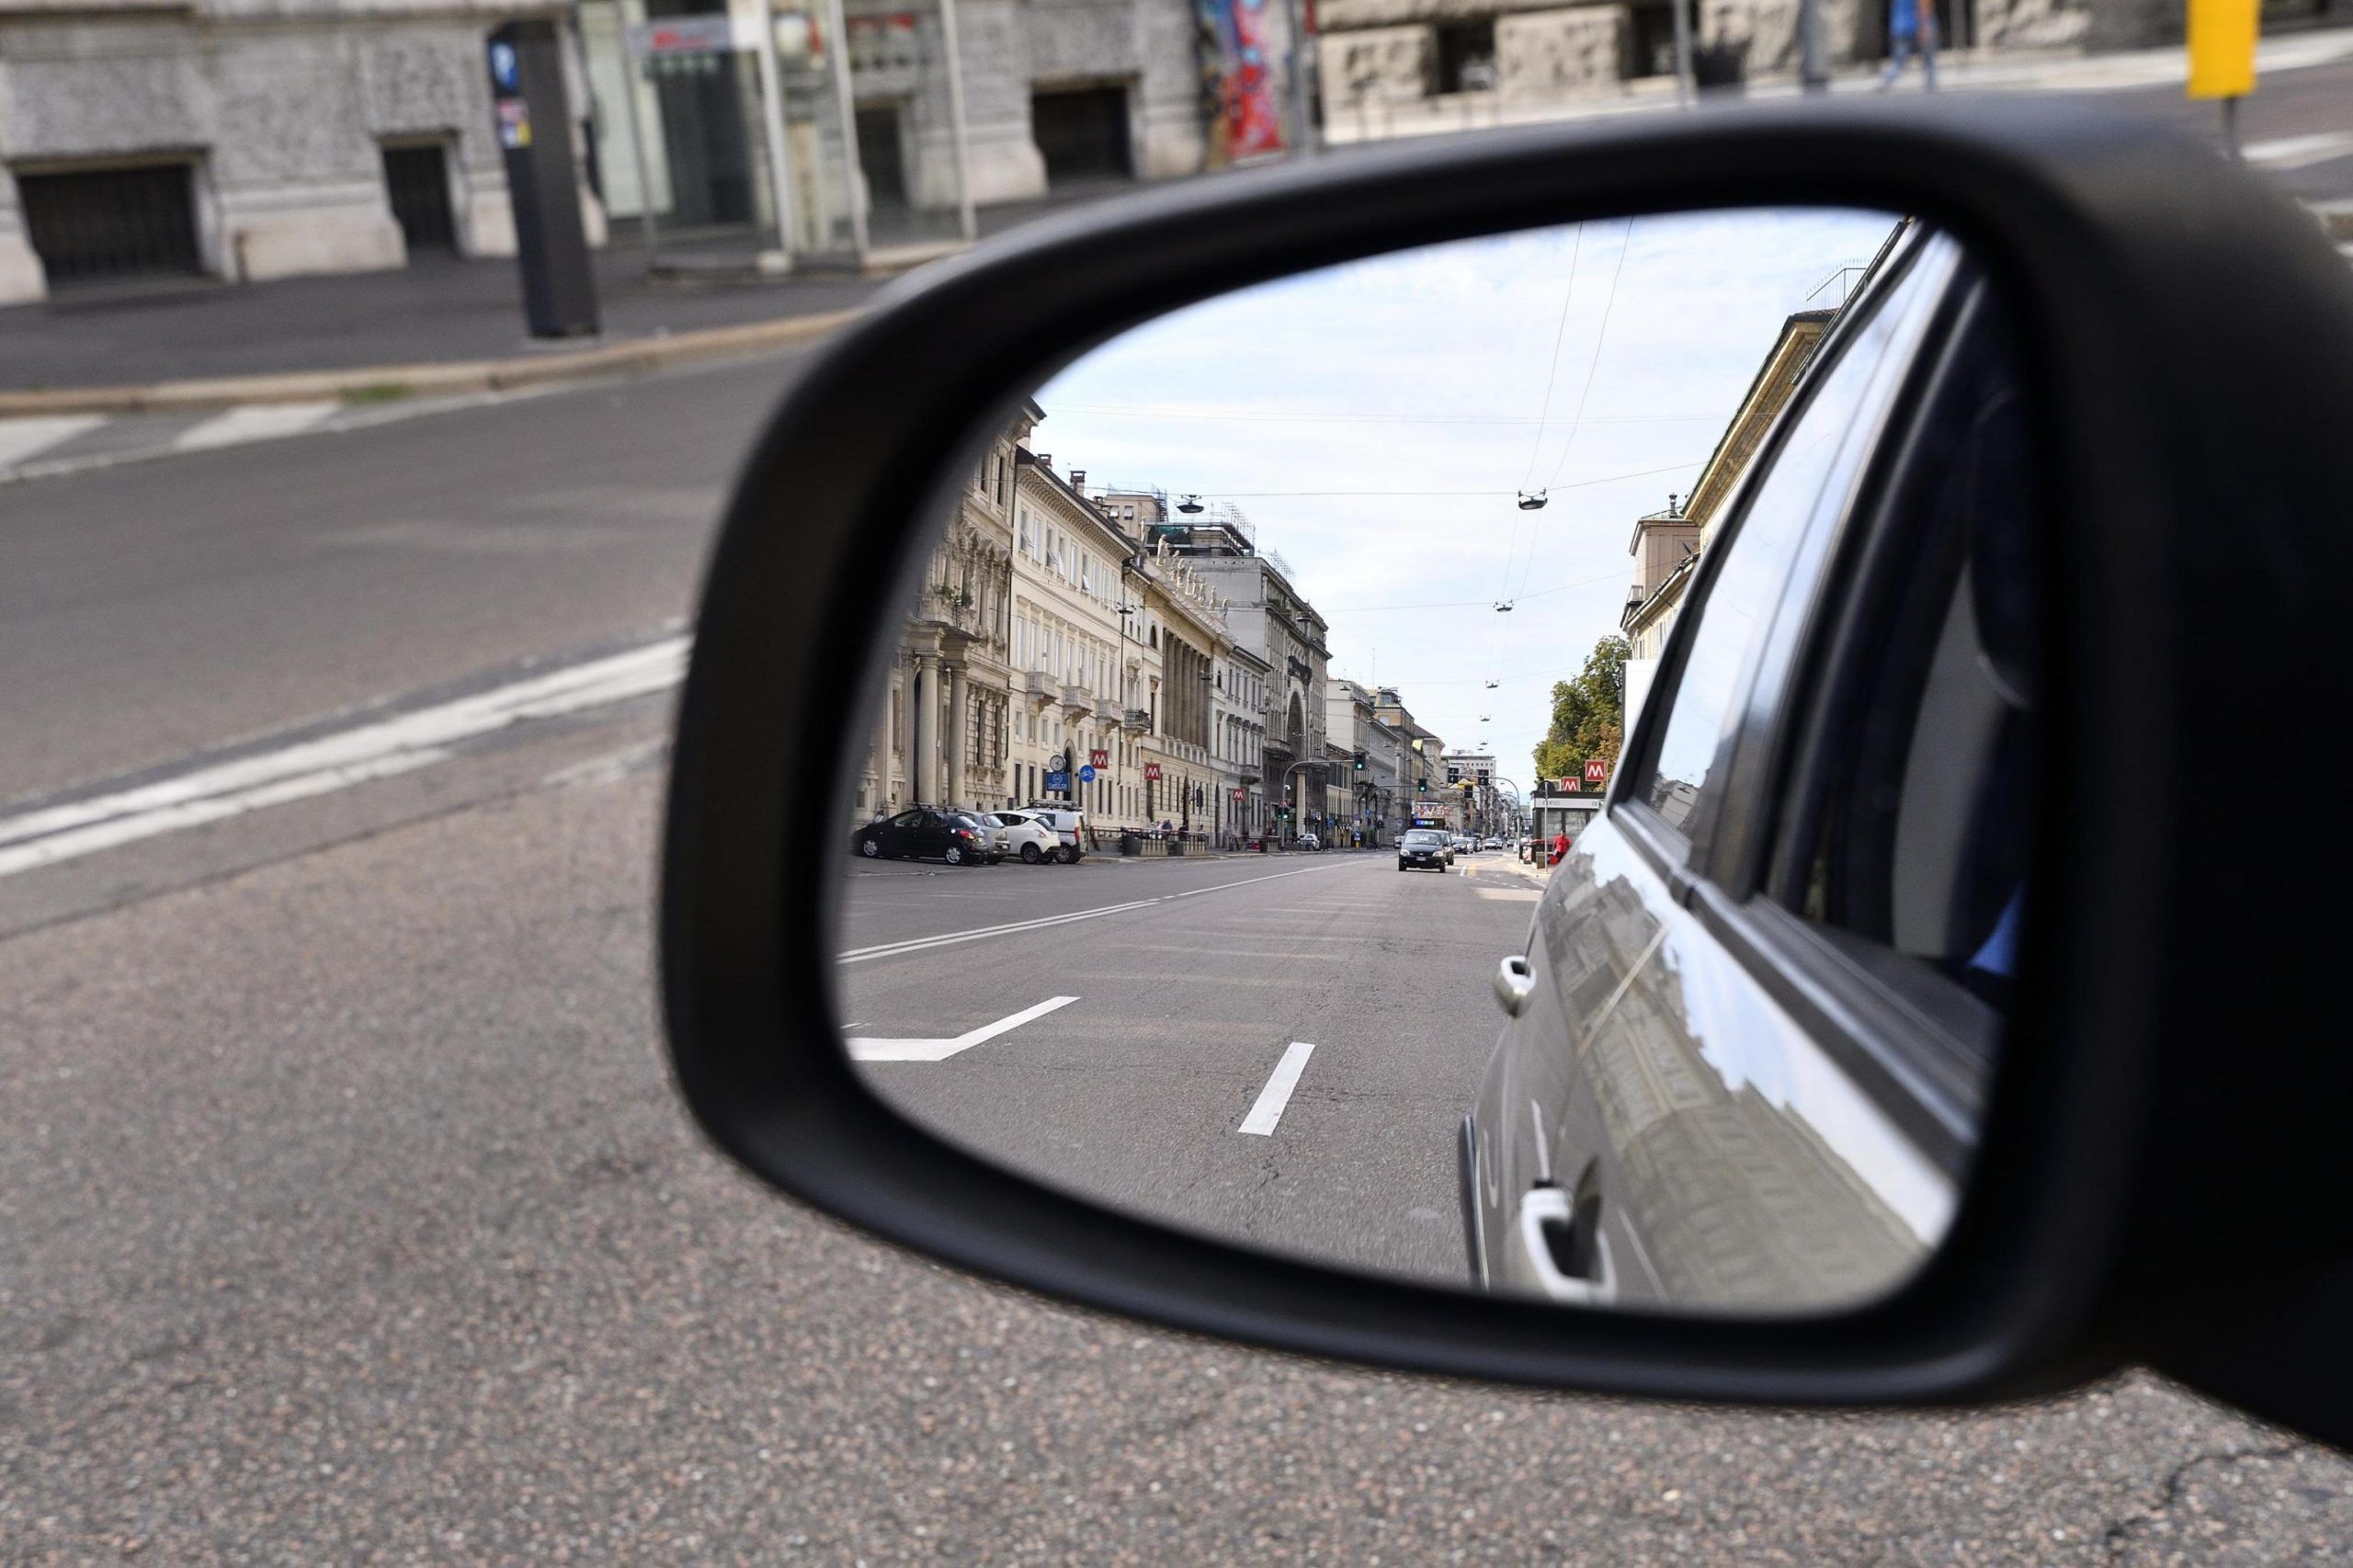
[1776,287,2037,1015]
[887,810,923,829]
[1642,238,1958,837]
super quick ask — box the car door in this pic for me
[876,808,926,858]
[1470,227,1980,1309]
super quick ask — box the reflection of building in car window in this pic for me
[1787,285,2036,1017]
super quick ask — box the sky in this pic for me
[1027,205,1903,794]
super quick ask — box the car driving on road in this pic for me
[1398,828,1452,871]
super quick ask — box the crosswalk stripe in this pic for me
[170,401,341,452]
[0,415,105,471]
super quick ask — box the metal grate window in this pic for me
[17,163,202,284]
[382,142,457,254]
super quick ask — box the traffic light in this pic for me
[1352,750,1366,771]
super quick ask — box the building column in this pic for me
[870,662,899,812]
[946,664,969,808]
[914,652,941,806]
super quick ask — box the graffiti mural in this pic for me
[1197,0,1288,165]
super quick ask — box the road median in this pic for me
[0,307,864,420]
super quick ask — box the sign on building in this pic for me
[624,15,736,55]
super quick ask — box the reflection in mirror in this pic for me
[833,207,2037,1317]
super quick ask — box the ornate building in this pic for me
[1005,446,1133,820]
[862,400,1031,816]
[1133,541,1237,836]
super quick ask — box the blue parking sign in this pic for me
[1078,765,1097,783]
[1045,769,1070,791]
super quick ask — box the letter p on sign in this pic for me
[2188,0,2257,99]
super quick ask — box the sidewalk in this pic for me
[1324,26,2353,146]
[6,29,2347,415]
[0,183,1135,413]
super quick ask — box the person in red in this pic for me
[1548,830,1570,867]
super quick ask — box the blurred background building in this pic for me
[4,0,2340,302]
[0,0,567,302]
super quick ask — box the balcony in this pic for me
[1021,669,1055,699]
[1121,709,1153,733]
[915,585,985,638]
[1058,682,1092,711]
[1093,697,1124,723]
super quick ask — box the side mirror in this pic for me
[661,99,2353,1445]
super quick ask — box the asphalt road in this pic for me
[6,144,2353,1559]
[839,850,1543,1286]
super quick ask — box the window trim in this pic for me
[1611,225,1943,890]
[1693,242,1978,901]
[1758,279,2002,915]
[1687,882,1990,1179]
[1678,271,2021,1168]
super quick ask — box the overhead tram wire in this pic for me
[1324,565,1643,615]
[1494,224,1586,629]
[1186,459,1701,505]
[1512,216,1638,604]
[1517,222,1586,495]
[1044,405,1714,427]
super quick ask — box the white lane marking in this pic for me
[170,402,341,452]
[837,862,1350,964]
[0,748,451,877]
[0,415,104,471]
[847,994,1078,1062]
[1238,1041,1316,1136]
[2247,131,2353,170]
[0,635,687,877]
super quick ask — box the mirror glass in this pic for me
[834,206,2037,1316]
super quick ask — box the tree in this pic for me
[1532,635,1628,791]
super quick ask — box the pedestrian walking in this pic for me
[1549,830,1570,867]
[1877,0,1938,89]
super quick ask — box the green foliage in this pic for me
[1532,635,1628,790]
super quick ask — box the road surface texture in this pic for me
[840,851,1542,1288]
[8,133,2353,1562]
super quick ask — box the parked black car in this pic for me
[851,808,989,867]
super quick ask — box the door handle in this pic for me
[1493,953,1534,1017]
[1512,1186,1617,1307]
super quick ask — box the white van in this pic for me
[1017,803,1087,863]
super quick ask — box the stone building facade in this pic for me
[1004,448,1135,818]
[864,399,1031,816]
[1180,548,1330,845]
[1318,0,2180,115]
[0,0,603,304]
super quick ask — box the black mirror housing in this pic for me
[660,97,2353,1443]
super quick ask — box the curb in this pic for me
[0,307,863,419]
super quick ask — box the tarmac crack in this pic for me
[2098,1440,2306,1556]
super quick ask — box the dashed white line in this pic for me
[847,994,1079,1062]
[1238,1041,1317,1136]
